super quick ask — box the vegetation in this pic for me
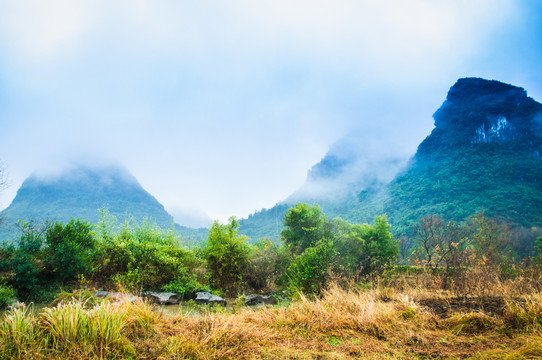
[239,78,542,250]
[0,165,209,244]
[2,279,542,359]
[204,218,250,296]
[0,201,540,358]
[0,78,541,357]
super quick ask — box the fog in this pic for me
[0,1,541,222]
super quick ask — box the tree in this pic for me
[44,218,97,282]
[204,217,250,296]
[281,203,334,255]
[333,218,365,276]
[412,215,467,289]
[286,240,336,297]
[470,213,514,272]
[535,236,542,257]
[244,239,282,293]
[358,215,398,275]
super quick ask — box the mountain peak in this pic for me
[444,77,527,106]
[1,163,175,238]
[417,77,542,156]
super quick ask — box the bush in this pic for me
[244,239,282,293]
[204,218,250,296]
[0,286,16,308]
[162,267,209,299]
[44,219,96,282]
[95,217,200,290]
[286,240,336,297]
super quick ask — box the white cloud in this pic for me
[0,0,533,222]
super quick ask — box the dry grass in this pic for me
[1,284,541,359]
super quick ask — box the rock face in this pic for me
[195,292,227,306]
[143,292,180,305]
[244,294,277,306]
[417,77,542,157]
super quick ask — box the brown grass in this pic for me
[1,284,541,359]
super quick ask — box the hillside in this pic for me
[381,78,542,233]
[240,78,542,241]
[0,164,208,243]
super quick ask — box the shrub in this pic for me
[204,217,250,296]
[245,239,282,293]
[95,217,200,290]
[0,286,16,308]
[162,267,209,299]
[44,219,97,282]
[286,240,336,297]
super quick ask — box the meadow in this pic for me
[2,274,542,360]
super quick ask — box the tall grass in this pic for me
[39,299,129,353]
[0,298,156,359]
[1,283,542,359]
[0,306,41,358]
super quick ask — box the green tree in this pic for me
[333,218,365,276]
[334,215,398,277]
[204,217,250,296]
[12,222,44,299]
[44,219,96,282]
[357,216,398,275]
[281,203,334,255]
[95,215,196,291]
[244,239,282,293]
[286,240,336,297]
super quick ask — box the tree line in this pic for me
[0,203,541,306]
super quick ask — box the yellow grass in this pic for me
[1,285,541,359]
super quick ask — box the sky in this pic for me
[0,0,541,224]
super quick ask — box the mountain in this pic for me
[0,164,209,243]
[382,78,542,232]
[240,78,542,241]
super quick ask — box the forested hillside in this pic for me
[0,165,208,243]
[240,78,542,244]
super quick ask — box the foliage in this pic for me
[0,213,205,300]
[355,215,398,275]
[95,215,201,291]
[281,203,334,255]
[204,217,250,296]
[162,267,209,298]
[0,286,15,308]
[286,240,336,297]
[244,239,283,293]
[44,219,97,282]
[9,222,45,300]
[536,236,542,257]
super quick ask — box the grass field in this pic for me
[1,282,542,360]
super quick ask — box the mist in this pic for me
[0,1,541,221]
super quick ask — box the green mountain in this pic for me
[0,164,208,244]
[240,78,542,241]
[382,78,542,233]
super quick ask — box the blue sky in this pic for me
[0,0,541,223]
